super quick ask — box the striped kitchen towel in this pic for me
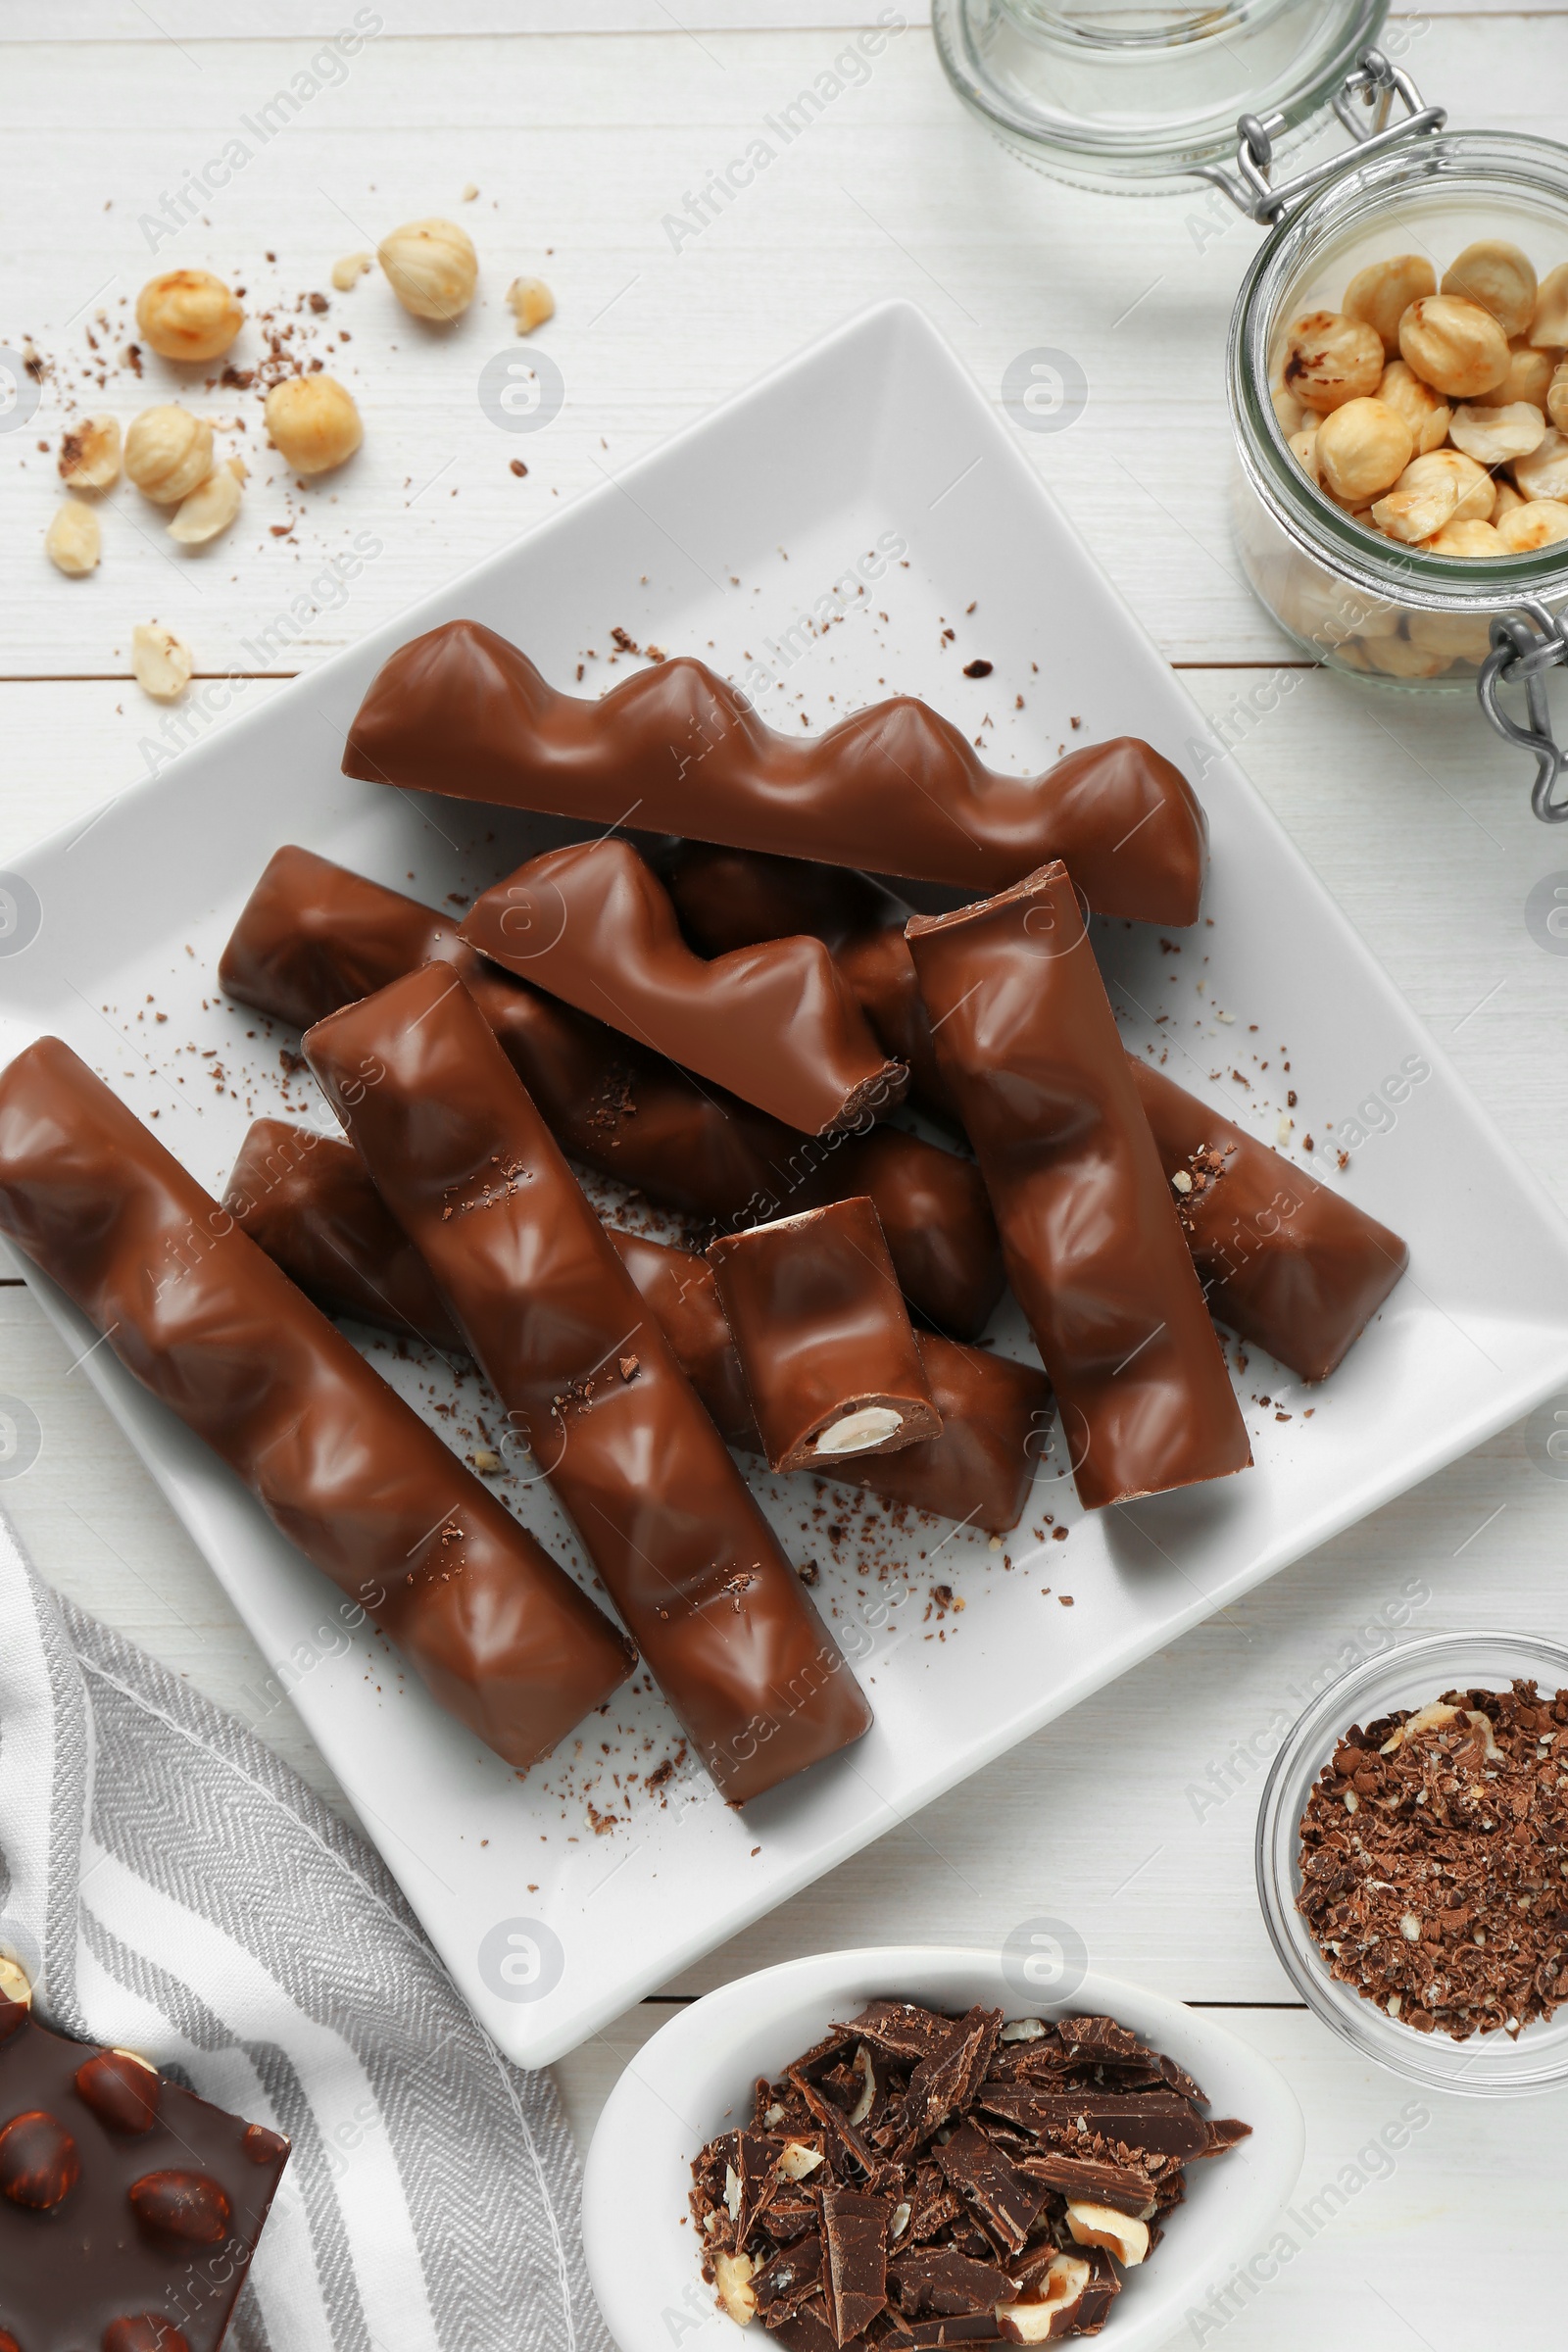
[0,1510,612,2352]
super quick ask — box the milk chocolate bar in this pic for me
[460,839,907,1137]
[607,1228,758,1447]
[1129,1057,1408,1382]
[220,849,1002,1335]
[303,964,872,1804]
[0,1039,634,1771]
[341,619,1208,923]
[709,1199,942,1472]
[0,1970,288,2352]
[907,867,1251,1510]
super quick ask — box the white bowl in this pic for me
[582,1946,1304,2352]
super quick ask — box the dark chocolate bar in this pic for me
[1129,1056,1408,1381]
[460,839,907,1136]
[341,619,1208,923]
[303,963,872,1804]
[0,1968,287,2352]
[709,1200,942,1473]
[0,1039,634,1771]
[219,849,1002,1335]
[906,867,1251,1511]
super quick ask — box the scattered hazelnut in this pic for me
[131,623,193,703]
[712,2250,757,2325]
[135,270,243,364]
[1447,399,1547,466]
[1513,424,1568,503]
[45,501,101,577]
[377,217,477,321]
[264,373,363,475]
[331,251,372,292]
[124,405,214,505]
[59,414,121,490]
[1314,396,1412,503]
[1498,496,1568,552]
[1343,253,1435,357]
[1283,310,1384,413]
[1065,2200,1149,2267]
[1442,239,1538,339]
[168,464,243,546]
[1529,262,1568,349]
[507,274,556,336]
[1375,361,1450,455]
[1398,294,1510,399]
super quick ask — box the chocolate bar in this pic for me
[607,1227,758,1448]
[460,839,907,1136]
[1128,1056,1408,1382]
[341,619,1208,923]
[0,1038,634,1771]
[302,963,872,1804]
[223,1117,466,1353]
[220,848,1002,1335]
[906,867,1252,1510]
[691,2001,1250,2347]
[709,1199,942,1473]
[0,1965,287,2352]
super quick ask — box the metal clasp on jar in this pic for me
[1201,49,1446,226]
[1479,603,1568,820]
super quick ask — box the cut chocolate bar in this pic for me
[0,1980,288,2352]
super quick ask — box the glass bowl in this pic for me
[1256,1630,1568,2096]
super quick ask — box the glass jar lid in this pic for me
[932,0,1391,190]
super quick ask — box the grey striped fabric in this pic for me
[0,1511,612,2352]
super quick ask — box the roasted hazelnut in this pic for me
[0,2110,80,2210]
[128,2168,232,2244]
[1065,2200,1149,2266]
[75,2048,163,2134]
[1442,240,1538,339]
[168,461,243,546]
[1375,361,1450,455]
[1399,295,1510,399]
[264,374,363,475]
[1502,339,1555,408]
[135,270,243,364]
[131,623,193,704]
[124,406,214,505]
[1287,425,1320,484]
[59,414,122,490]
[1424,517,1507,559]
[1498,496,1568,552]
[1314,396,1412,503]
[1494,478,1526,518]
[1530,262,1568,349]
[507,274,555,335]
[713,2250,757,2324]
[242,2123,290,2164]
[1283,310,1384,413]
[46,501,101,576]
[1447,399,1547,467]
[1371,451,1472,543]
[377,217,477,320]
[1344,254,1436,357]
[1548,361,1568,433]
[1513,424,1568,502]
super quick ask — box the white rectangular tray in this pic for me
[5,300,1568,2065]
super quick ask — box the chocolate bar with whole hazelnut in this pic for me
[303,962,872,1805]
[907,865,1252,1511]
[460,838,907,1137]
[219,849,1004,1337]
[341,618,1208,923]
[1127,1056,1408,1383]
[689,2000,1250,2346]
[709,1199,943,1473]
[0,1038,635,1773]
[0,1960,288,2352]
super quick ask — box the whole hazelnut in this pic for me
[1442,240,1538,340]
[1344,255,1436,359]
[45,501,101,577]
[1314,396,1413,504]
[1283,311,1384,414]
[124,406,214,505]
[377,218,478,320]
[264,374,364,475]
[128,2169,231,2244]
[0,2110,80,2210]
[135,270,244,364]
[59,414,122,491]
[1398,295,1510,400]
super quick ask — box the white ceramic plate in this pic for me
[582,1945,1305,2352]
[4,299,1568,2066]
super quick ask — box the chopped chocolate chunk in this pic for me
[1014,2147,1155,2216]
[888,2246,1009,2318]
[755,2229,824,2323]
[885,2009,1001,2155]
[975,2083,1208,2159]
[822,2186,892,2345]
[932,2122,1044,2254]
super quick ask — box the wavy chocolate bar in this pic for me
[460,838,907,1137]
[0,1039,635,1771]
[341,618,1208,923]
[907,867,1252,1510]
[303,964,873,1804]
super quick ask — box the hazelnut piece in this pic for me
[1513,425,1568,504]
[46,501,101,577]
[1398,295,1510,400]
[264,374,364,475]
[377,218,478,321]
[59,414,122,491]
[1064,2200,1148,2267]
[128,2168,232,2243]
[75,2048,163,2133]
[135,270,244,364]
[124,406,214,505]
[507,275,556,336]
[997,2250,1093,2342]
[1446,400,1547,467]
[131,624,194,704]
[242,2122,290,2164]
[168,464,243,546]
[713,2250,757,2324]
[331,251,372,292]
[0,2110,80,2210]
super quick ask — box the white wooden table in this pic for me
[4,5,1567,2342]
